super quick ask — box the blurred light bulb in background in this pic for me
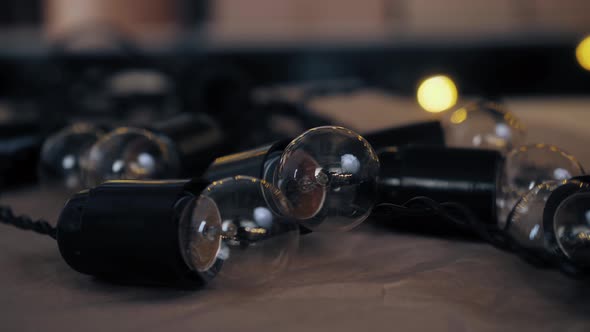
[576,35,590,71]
[82,127,181,186]
[416,75,458,113]
[39,123,104,191]
[108,68,178,125]
[199,176,299,286]
[442,100,525,153]
[274,126,380,231]
[497,144,585,228]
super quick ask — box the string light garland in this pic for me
[202,121,587,276]
[0,176,299,288]
[3,76,587,288]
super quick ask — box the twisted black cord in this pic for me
[373,197,512,250]
[0,205,57,240]
[374,198,586,277]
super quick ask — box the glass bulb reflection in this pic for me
[506,179,590,266]
[497,144,585,228]
[442,100,525,153]
[554,191,590,266]
[505,180,565,256]
[201,176,299,286]
[274,126,380,231]
[39,123,104,190]
[179,194,223,273]
[83,127,181,186]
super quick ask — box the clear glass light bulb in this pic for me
[82,127,181,186]
[505,180,566,256]
[506,179,590,263]
[193,176,299,286]
[554,191,590,267]
[274,126,380,231]
[179,194,224,274]
[442,100,525,153]
[497,144,585,228]
[39,123,104,191]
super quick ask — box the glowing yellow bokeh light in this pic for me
[449,108,467,124]
[576,36,590,71]
[416,75,458,113]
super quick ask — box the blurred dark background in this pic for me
[0,0,588,102]
[0,0,589,137]
[0,2,589,81]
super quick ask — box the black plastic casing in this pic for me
[377,146,504,231]
[202,140,290,182]
[363,121,445,152]
[0,122,47,188]
[153,113,228,177]
[203,140,317,234]
[56,179,216,289]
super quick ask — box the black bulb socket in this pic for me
[151,113,228,176]
[203,140,290,182]
[377,146,504,233]
[56,179,216,289]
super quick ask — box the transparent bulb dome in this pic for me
[554,190,590,267]
[191,176,300,286]
[442,100,525,153]
[178,194,224,276]
[506,180,590,262]
[82,127,181,186]
[274,126,380,231]
[497,144,585,228]
[505,180,565,256]
[39,123,104,190]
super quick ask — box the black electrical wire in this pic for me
[374,197,515,250]
[0,205,57,239]
[373,198,580,274]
